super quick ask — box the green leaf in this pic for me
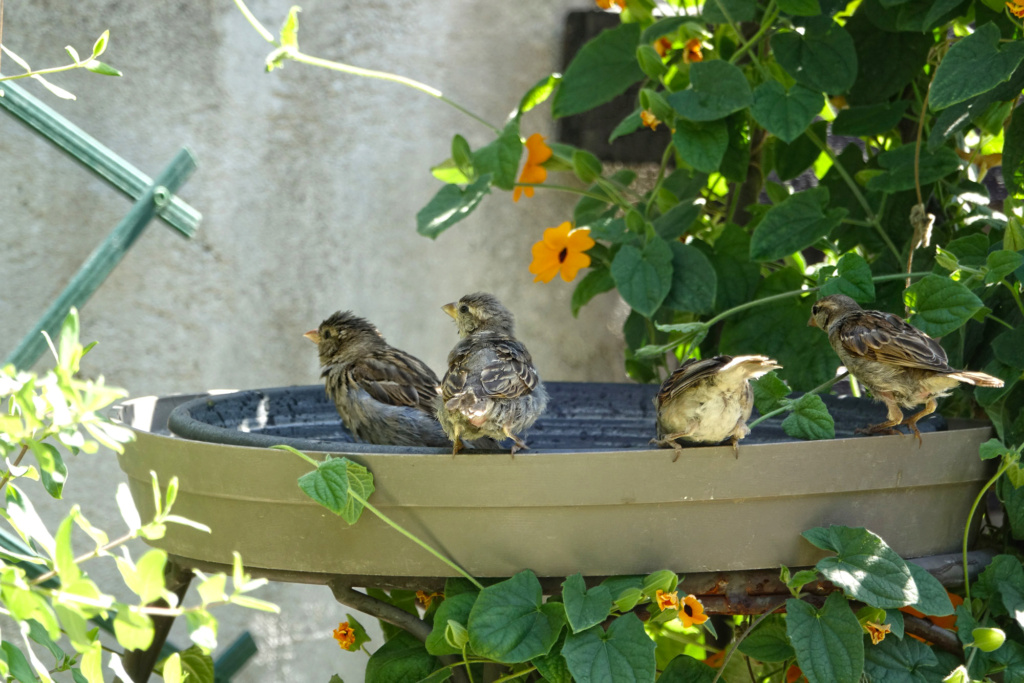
[178,645,215,683]
[1,642,37,683]
[738,614,795,662]
[778,0,822,15]
[930,23,1024,110]
[91,30,110,58]
[572,268,615,318]
[426,591,477,656]
[27,441,67,499]
[865,146,962,193]
[416,174,492,239]
[279,6,300,49]
[610,239,674,317]
[58,307,81,371]
[1004,104,1024,198]
[769,121,828,181]
[473,121,521,190]
[572,149,603,184]
[749,187,846,262]
[803,526,917,608]
[430,159,471,185]
[946,232,989,267]
[533,631,572,683]
[905,562,954,617]
[993,326,1024,369]
[986,250,1024,285]
[609,110,644,143]
[654,202,700,242]
[904,275,984,338]
[787,593,865,683]
[641,570,679,597]
[782,393,835,440]
[701,225,760,312]
[515,74,560,119]
[702,0,757,22]
[467,570,565,664]
[664,243,716,314]
[562,614,656,683]
[980,438,1009,461]
[365,631,439,683]
[863,634,939,683]
[657,654,717,682]
[751,372,791,415]
[832,102,910,137]
[819,253,875,302]
[750,81,823,144]
[771,25,857,94]
[667,61,753,122]
[561,573,614,634]
[553,23,644,118]
[114,608,155,651]
[846,14,930,105]
[295,455,375,524]
[672,119,728,173]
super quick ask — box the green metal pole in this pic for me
[0,79,201,238]
[4,147,198,370]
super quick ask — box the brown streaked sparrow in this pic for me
[305,311,450,447]
[808,294,1004,444]
[652,355,782,457]
[438,292,548,455]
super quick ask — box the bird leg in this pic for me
[856,392,904,437]
[729,436,740,459]
[451,428,465,456]
[504,427,529,456]
[651,434,689,462]
[900,398,937,448]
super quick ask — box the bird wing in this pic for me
[351,352,441,413]
[657,356,731,405]
[834,310,952,371]
[478,338,539,399]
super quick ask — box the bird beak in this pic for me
[303,329,320,343]
[807,316,818,328]
[442,303,458,319]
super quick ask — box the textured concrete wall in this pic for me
[1,1,623,680]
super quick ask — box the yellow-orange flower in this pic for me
[654,37,673,57]
[332,622,356,651]
[529,222,594,283]
[513,133,553,202]
[865,621,891,645]
[786,664,807,683]
[704,650,725,668]
[679,594,709,628]
[416,590,443,608]
[641,110,661,131]
[655,589,680,611]
[1008,0,1024,18]
[683,38,703,64]
[595,0,626,8]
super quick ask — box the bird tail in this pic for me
[947,371,1004,388]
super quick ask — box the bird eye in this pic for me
[459,304,469,314]
[322,329,331,338]
[811,305,819,315]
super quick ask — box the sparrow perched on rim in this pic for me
[304,311,450,447]
[438,292,548,455]
[808,294,1004,444]
[652,355,782,458]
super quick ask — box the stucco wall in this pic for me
[1,1,626,680]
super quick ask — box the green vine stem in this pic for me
[232,0,499,133]
[711,603,786,683]
[962,454,1018,613]
[746,371,849,431]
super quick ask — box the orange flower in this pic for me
[786,664,807,683]
[416,590,443,608]
[654,37,673,57]
[595,0,626,8]
[332,622,356,651]
[641,110,661,131]
[655,589,680,611]
[513,133,553,202]
[679,594,709,628]
[529,222,594,283]
[683,38,703,64]
[865,621,891,645]
[704,650,725,668]
[1008,1,1024,18]
[900,592,963,631]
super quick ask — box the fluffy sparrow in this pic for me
[438,292,548,455]
[808,294,1004,443]
[652,355,782,458]
[305,311,450,447]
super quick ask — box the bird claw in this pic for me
[650,438,684,461]
[451,438,465,456]
[856,423,902,437]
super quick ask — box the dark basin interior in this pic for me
[165,382,945,454]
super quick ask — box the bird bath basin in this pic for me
[113,382,994,585]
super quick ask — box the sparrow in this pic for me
[438,293,548,455]
[808,294,1004,444]
[305,311,450,447]
[652,355,782,458]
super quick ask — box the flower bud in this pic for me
[971,627,1006,652]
